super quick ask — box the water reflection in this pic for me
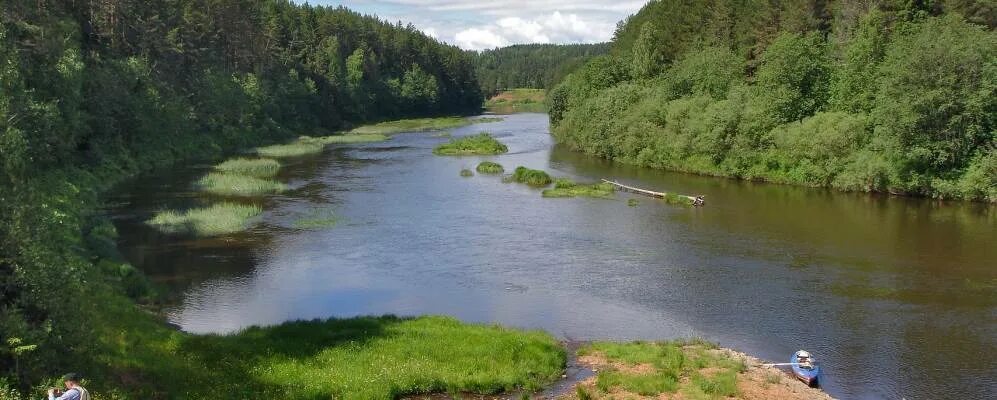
[109,113,996,400]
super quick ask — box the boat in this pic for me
[791,350,820,387]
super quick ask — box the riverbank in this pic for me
[485,89,547,114]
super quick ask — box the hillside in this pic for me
[549,0,995,201]
[473,43,610,94]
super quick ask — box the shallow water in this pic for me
[108,113,996,400]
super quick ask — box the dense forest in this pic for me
[473,43,609,94]
[549,0,995,201]
[0,0,481,395]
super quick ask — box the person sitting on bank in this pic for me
[46,373,90,400]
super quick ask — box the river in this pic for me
[107,113,996,400]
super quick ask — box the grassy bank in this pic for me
[351,117,502,135]
[485,89,547,113]
[566,341,833,400]
[433,133,509,156]
[542,179,615,198]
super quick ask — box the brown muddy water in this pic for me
[106,113,996,400]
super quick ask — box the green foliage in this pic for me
[196,173,286,196]
[630,22,660,79]
[582,341,745,397]
[256,142,325,158]
[215,158,281,178]
[511,167,553,186]
[147,203,262,236]
[476,161,505,174]
[473,43,610,94]
[550,4,996,201]
[293,208,339,229]
[433,133,509,156]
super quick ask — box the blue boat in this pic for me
[791,350,821,387]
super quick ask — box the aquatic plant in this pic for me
[663,192,695,206]
[147,203,262,236]
[433,133,509,156]
[350,116,502,135]
[628,198,639,206]
[460,168,474,177]
[541,179,615,198]
[215,158,281,178]
[476,161,505,174]
[511,166,553,186]
[197,172,286,196]
[255,141,325,158]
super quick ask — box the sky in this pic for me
[301,1,646,51]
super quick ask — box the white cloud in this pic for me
[422,27,439,39]
[454,11,615,50]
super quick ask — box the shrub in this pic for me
[511,166,552,186]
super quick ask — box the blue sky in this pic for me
[299,1,646,50]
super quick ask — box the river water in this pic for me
[108,113,996,400]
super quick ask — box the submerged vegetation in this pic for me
[511,167,553,186]
[351,117,502,135]
[300,134,389,144]
[147,203,263,236]
[476,161,505,174]
[542,179,615,198]
[256,141,326,158]
[293,208,339,229]
[433,133,509,156]
[484,89,547,113]
[461,168,474,177]
[577,341,744,399]
[197,172,286,196]
[549,2,996,202]
[215,158,281,178]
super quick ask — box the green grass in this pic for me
[628,198,639,206]
[292,208,338,229]
[433,133,509,156]
[256,141,325,158]
[350,117,502,135]
[197,172,286,196]
[460,168,474,177]
[162,315,564,398]
[511,166,552,186]
[476,161,505,174]
[485,89,547,114]
[215,158,281,178]
[580,341,744,399]
[299,133,388,144]
[541,178,615,198]
[664,192,695,206]
[147,203,262,236]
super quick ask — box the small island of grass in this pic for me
[433,133,508,156]
[215,158,281,178]
[147,203,262,236]
[460,168,474,177]
[197,172,286,196]
[511,166,552,186]
[542,179,615,199]
[476,161,505,174]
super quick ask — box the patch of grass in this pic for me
[197,172,286,196]
[476,161,505,174]
[299,133,388,144]
[181,315,565,398]
[350,117,502,135]
[628,198,639,206]
[433,133,509,156]
[460,168,474,177]
[765,372,782,384]
[215,158,281,178]
[580,341,744,400]
[256,141,325,158]
[664,192,695,206]
[541,179,615,198]
[485,89,547,114]
[147,203,262,236]
[511,166,552,186]
[293,208,338,229]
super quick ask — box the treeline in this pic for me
[473,43,609,94]
[549,0,995,201]
[0,0,480,394]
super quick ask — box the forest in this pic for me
[0,0,482,396]
[549,0,996,201]
[473,43,609,94]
